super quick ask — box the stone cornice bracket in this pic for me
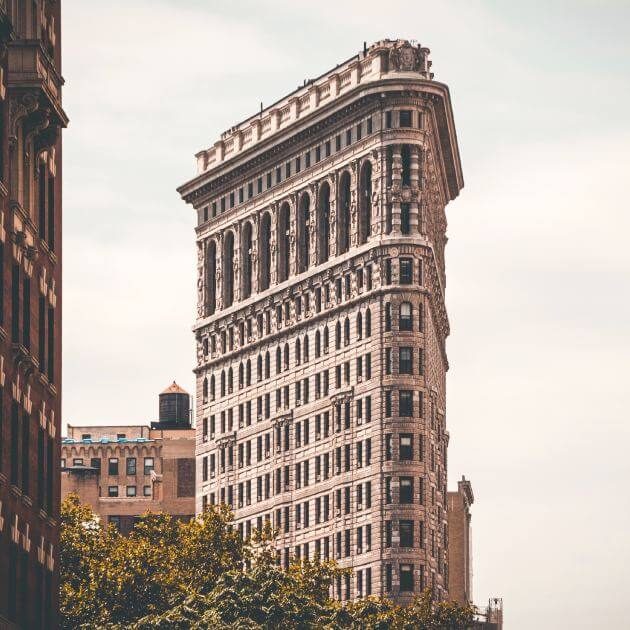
[8,91,40,143]
[331,387,355,404]
[272,411,294,427]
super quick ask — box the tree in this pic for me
[60,495,474,629]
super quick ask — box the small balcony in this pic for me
[7,40,68,127]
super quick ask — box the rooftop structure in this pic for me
[61,385,195,535]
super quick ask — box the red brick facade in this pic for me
[0,3,67,628]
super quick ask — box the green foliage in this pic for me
[60,494,474,630]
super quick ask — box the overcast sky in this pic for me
[62,1,630,627]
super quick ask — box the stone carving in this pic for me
[389,41,432,75]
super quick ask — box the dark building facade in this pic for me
[0,2,67,628]
[179,39,463,602]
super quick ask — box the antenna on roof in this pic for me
[363,41,367,54]
[260,102,263,116]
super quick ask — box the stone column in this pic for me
[370,150,382,237]
[197,240,205,318]
[350,161,358,248]
[215,231,224,311]
[251,215,259,295]
[408,147,420,234]
[232,223,241,304]
[270,203,278,286]
[391,145,402,235]
[289,194,297,277]
[309,183,318,268]
[328,174,337,258]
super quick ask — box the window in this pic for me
[108,486,119,497]
[401,203,410,234]
[108,515,121,530]
[72,458,83,466]
[400,390,413,416]
[385,111,392,129]
[400,258,413,284]
[126,457,136,475]
[400,434,413,460]
[400,302,413,331]
[108,458,119,475]
[400,477,414,503]
[400,110,412,127]
[144,457,155,475]
[399,347,413,374]
[401,145,411,186]
[385,303,392,331]
[143,485,152,497]
[400,520,414,547]
[400,564,414,592]
[126,485,137,497]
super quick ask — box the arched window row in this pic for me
[199,252,424,369]
[202,161,379,315]
[200,307,376,404]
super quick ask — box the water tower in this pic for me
[151,381,191,429]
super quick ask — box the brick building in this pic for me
[0,2,67,628]
[178,39,463,602]
[61,383,196,534]
[447,476,474,605]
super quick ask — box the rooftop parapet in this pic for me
[192,39,433,177]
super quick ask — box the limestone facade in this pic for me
[178,39,463,603]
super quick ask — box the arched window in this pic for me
[277,202,291,283]
[357,312,363,340]
[295,338,301,365]
[257,355,263,381]
[242,221,253,299]
[317,182,330,263]
[206,240,217,315]
[365,308,372,337]
[385,303,392,332]
[246,359,252,386]
[401,145,411,186]
[315,331,321,357]
[238,363,244,388]
[400,302,413,331]
[283,344,289,370]
[338,171,351,254]
[259,212,271,291]
[224,231,235,307]
[298,193,310,273]
[210,375,215,400]
[202,377,208,403]
[358,161,372,244]
[203,337,209,355]
[335,321,341,350]
[303,334,309,362]
[276,347,282,374]
[265,351,270,379]
[220,370,226,397]
[228,367,233,393]
[323,325,329,350]
[344,317,350,346]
